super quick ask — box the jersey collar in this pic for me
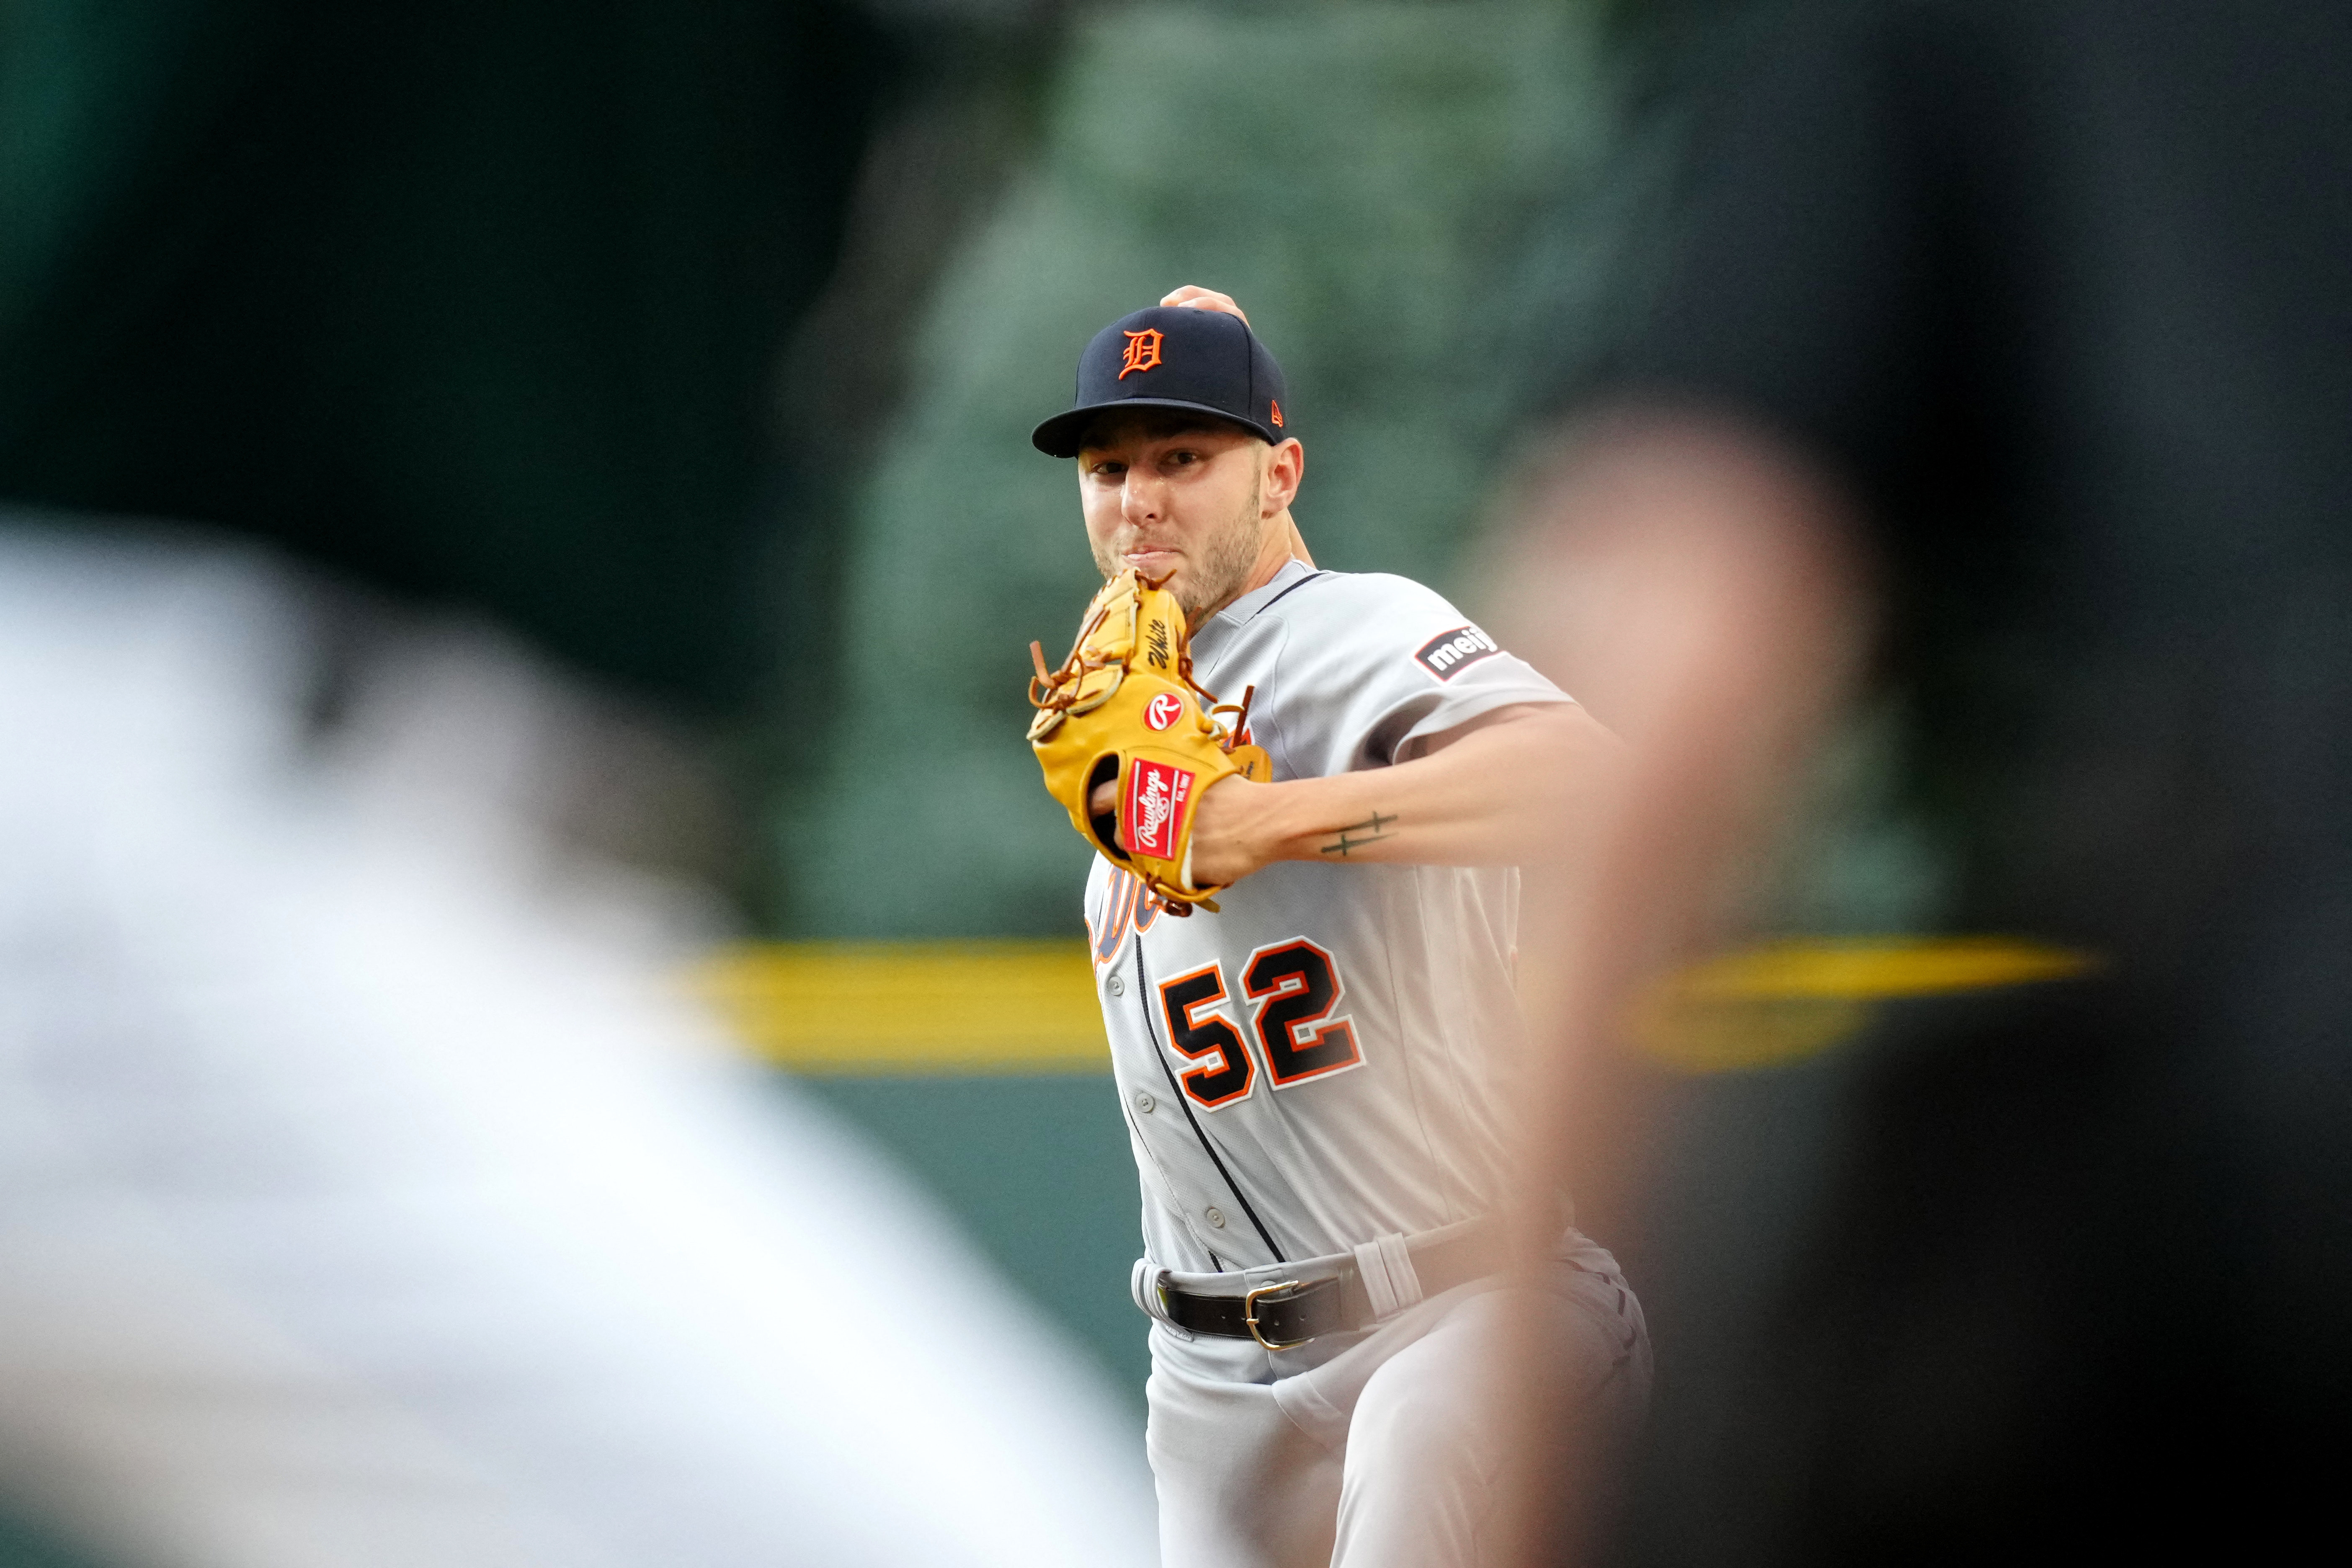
[1210,557,1320,630]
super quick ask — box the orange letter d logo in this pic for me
[1118,329,1165,379]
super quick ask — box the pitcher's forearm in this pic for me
[1190,705,1618,882]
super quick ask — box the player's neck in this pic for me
[1190,510,1311,631]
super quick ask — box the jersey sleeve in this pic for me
[1254,573,1571,778]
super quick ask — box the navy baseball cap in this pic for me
[1030,305,1292,458]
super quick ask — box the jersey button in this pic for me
[1204,1206,1227,1228]
[1134,1091,1155,1114]
[1107,975,1126,996]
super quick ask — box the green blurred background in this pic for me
[0,2,1743,1560]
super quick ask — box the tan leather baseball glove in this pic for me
[1027,570,1269,915]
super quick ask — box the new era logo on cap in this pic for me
[1414,625,1502,682]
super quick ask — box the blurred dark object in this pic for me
[1566,0,2352,1559]
[0,0,892,703]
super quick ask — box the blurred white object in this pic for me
[0,519,1156,1568]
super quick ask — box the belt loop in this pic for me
[1350,1231,1424,1320]
[1132,1260,1190,1336]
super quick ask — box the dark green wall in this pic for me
[0,0,892,703]
[0,1515,99,1568]
[799,1071,1153,1414]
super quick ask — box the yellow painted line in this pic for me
[686,940,1109,1075]
[1668,938,2096,1000]
[1636,937,2094,1074]
[689,937,2094,1077]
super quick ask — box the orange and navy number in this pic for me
[1150,938,1364,1110]
[1157,964,1256,1109]
[1243,939,1362,1087]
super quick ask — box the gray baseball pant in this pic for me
[1142,1232,1648,1568]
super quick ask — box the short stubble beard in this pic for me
[1093,465,1268,619]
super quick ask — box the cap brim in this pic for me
[1030,398,1280,458]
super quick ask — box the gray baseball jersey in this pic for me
[1083,558,1573,1274]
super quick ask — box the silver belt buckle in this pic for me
[1243,1279,1312,1350]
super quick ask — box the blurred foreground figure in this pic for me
[1507,0,2352,1559]
[0,518,1155,1568]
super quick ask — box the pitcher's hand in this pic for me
[1160,285,1251,326]
[1089,773,1278,887]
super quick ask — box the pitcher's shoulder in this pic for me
[1249,567,1554,712]
[1251,568,1461,627]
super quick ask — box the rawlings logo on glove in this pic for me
[1126,760,1191,858]
[1027,570,1268,915]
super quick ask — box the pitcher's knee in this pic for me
[1349,1337,1498,1483]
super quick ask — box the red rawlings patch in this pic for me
[1144,692,1184,731]
[1124,758,1195,860]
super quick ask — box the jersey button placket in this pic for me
[1106,975,1125,996]
[1134,1091,1155,1114]
[1204,1206,1226,1228]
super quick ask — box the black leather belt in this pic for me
[1154,1226,1502,1351]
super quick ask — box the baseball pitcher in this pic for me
[1026,288,1652,1568]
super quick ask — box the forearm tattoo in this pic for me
[1318,812,1397,858]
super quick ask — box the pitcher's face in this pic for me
[1079,417,1277,618]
